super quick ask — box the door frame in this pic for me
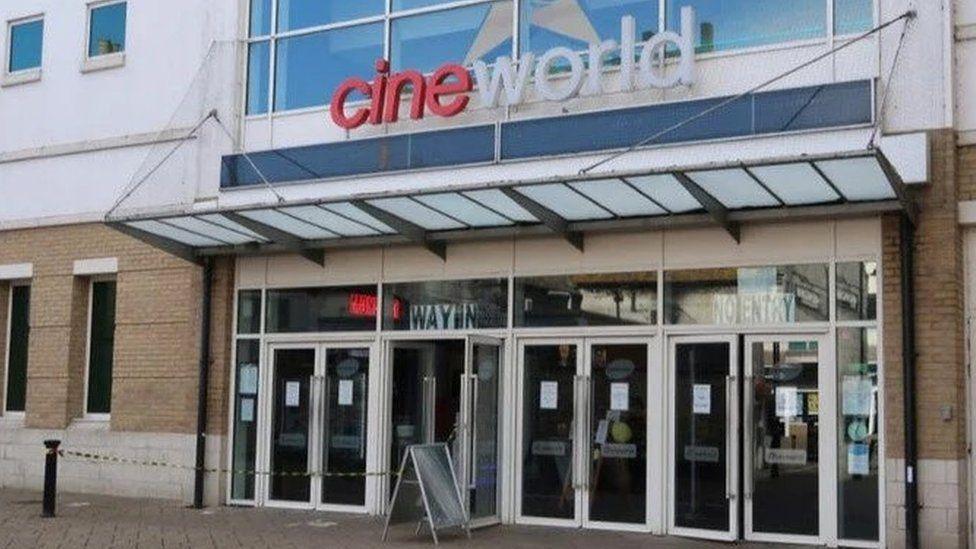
[464,335,506,529]
[666,334,740,542]
[741,333,831,546]
[260,340,376,512]
[514,336,655,532]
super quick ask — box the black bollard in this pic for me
[42,440,60,518]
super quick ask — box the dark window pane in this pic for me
[9,19,43,72]
[520,0,658,67]
[753,81,873,133]
[220,125,495,187]
[237,290,262,334]
[515,272,657,327]
[835,0,873,35]
[391,1,512,73]
[667,0,825,53]
[664,264,829,325]
[274,23,383,112]
[321,347,369,506]
[87,281,117,414]
[383,279,508,330]
[89,2,126,57]
[231,340,260,500]
[266,286,378,332]
[837,327,879,541]
[5,286,30,413]
[246,41,271,115]
[277,0,384,32]
[250,0,272,36]
[836,262,877,321]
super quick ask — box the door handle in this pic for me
[744,374,754,500]
[469,374,479,490]
[725,374,736,501]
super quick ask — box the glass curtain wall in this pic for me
[246,0,874,114]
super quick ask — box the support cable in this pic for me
[579,10,917,175]
[211,114,287,204]
[867,10,914,148]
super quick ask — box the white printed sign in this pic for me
[842,376,873,416]
[610,383,629,412]
[693,384,711,415]
[540,381,558,410]
[848,443,870,476]
[285,381,301,407]
[765,448,807,465]
[338,379,354,406]
[775,387,799,418]
[239,364,258,395]
[240,397,255,423]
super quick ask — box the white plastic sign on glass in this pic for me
[540,381,558,410]
[775,386,799,417]
[239,364,258,395]
[848,443,870,475]
[610,383,629,411]
[693,384,711,415]
[338,379,354,406]
[240,397,255,422]
[285,381,301,407]
[842,376,873,416]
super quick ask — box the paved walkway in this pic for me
[0,489,796,549]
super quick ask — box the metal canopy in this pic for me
[106,149,917,266]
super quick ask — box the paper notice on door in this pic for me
[540,381,558,410]
[240,397,255,423]
[693,384,711,415]
[775,386,799,418]
[848,443,870,476]
[338,379,354,406]
[239,364,258,395]
[610,383,629,411]
[842,376,873,416]
[285,381,300,407]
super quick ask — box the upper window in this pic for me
[88,1,127,58]
[246,0,874,115]
[7,17,43,73]
[666,0,825,53]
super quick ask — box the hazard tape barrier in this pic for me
[55,449,397,478]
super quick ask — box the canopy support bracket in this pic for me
[107,222,203,265]
[500,188,584,252]
[673,172,741,243]
[351,201,447,261]
[222,212,326,267]
[874,151,919,226]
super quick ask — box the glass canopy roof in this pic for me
[107,150,915,265]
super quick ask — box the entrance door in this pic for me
[265,343,373,509]
[268,346,316,506]
[517,339,650,529]
[669,337,738,541]
[744,336,825,544]
[386,338,503,524]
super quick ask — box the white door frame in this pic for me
[666,334,739,542]
[742,333,831,546]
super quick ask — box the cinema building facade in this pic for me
[2,0,976,547]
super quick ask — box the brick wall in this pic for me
[883,130,968,547]
[0,223,232,435]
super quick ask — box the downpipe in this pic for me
[900,214,918,549]
[193,257,214,509]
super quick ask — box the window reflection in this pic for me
[231,340,260,500]
[276,0,384,32]
[383,279,508,330]
[664,264,829,325]
[834,0,873,35]
[246,42,271,115]
[274,23,383,112]
[836,262,877,321]
[515,272,657,327]
[266,286,378,332]
[8,20,43,72]
[520,0,659,66]
[666,0,826,53]
[391,1,513,73]
[88,2,127,57]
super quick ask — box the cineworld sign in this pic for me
[330,7,697,130]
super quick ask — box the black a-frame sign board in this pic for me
[382,443,471,545]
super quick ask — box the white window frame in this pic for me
[2,13,43,87]
[82,274,117,421]
[2,280,30,419]
[82,0,126,73]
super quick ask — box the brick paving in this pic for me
[0,488,802,549]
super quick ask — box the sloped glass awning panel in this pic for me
[109,149,915,262]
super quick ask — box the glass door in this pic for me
[744,336,825,544]
[267,346,316,506]
[517,340,583,525]
[583,340,650,529]
[461,336,503,526]
[669,337,738,541]
[316,345,371,510]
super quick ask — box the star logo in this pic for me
[464,0,600,64]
